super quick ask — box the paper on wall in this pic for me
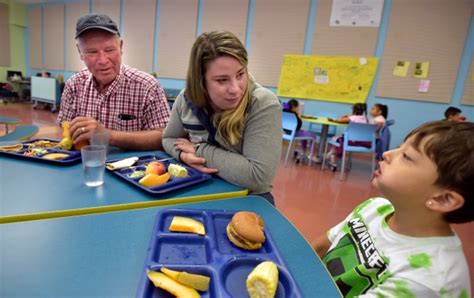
[418,80,430,93]
[393,61,410,77]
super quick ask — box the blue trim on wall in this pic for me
[40,4,44,68]
[119,0,124,37]
[303,0,317,54]
[452,14,474,106]
[196,0,203,36]
[245,0,255,51]
[366,0,392,102]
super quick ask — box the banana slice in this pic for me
[106,157,139,170]
[0,144,23,152]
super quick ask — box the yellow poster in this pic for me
[393,61,410,77]
[277,55,379,104]
[413,61,430,79]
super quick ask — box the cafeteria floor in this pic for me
[2,100,473,286]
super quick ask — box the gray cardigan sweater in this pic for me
[162,81,282,194]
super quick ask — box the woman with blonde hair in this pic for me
[162,31,282,205]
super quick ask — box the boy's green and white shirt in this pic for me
[325,198,471,298]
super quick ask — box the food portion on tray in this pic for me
[137,209,302,298]
[0,138,82,164]
[106,155,211,194]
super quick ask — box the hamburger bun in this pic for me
[226,211,265,250]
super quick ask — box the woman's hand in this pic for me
[174,138,196,154]
[179,151,219,174]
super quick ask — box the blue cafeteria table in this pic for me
[0,150,247,223]
[0,196,341,297]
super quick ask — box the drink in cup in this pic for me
[81,145,106,187]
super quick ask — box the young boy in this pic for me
[444,106,467,123]
[313,121,473,297]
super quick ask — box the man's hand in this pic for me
[179,150,218,174]
[70,117,107,145]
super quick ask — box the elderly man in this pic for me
[57,14,170,150]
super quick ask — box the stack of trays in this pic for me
[137,208,303,297]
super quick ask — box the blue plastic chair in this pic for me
[0,125,39,142]
[282,111,317,167]
[376,119,395,160]
[322,123,377,180]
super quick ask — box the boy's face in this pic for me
[372,136,441,207]
[448,113,466,123]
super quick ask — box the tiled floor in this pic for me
[2,100,473,287]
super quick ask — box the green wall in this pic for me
[0,0,26,82]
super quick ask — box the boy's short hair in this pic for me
[444,106,462,119]
[405,121,474,223]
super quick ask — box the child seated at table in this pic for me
[444,106,467,123]
[325,103,368,171]
[369,103,388,138]
[313,120,473,297]
[283,99,317,163]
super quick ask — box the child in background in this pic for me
[283,99,317,163]
[444,106,467,123]
[313,121,473,297]
[369,103,388,138]
[325,103,368,171]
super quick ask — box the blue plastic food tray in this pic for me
[136,208,303,297]
[106,155,211,195]
[0,138,81,165]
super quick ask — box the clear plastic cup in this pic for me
[81,145,106,187]
[91,131,110,155]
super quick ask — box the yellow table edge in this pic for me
[0,189,248,224]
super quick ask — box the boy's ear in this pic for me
[427,190,465,213]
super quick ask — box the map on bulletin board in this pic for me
[277,55,379,104]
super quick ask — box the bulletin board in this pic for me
[311,0,380,57]
[66,1,89,72]
[156,0,198,79]
[94,0,121,25]
[277,55,378,104]
[375,0,473,103]
[201,0,248,43]
[0,3,10,67]
[28,7,42,69]
[462,59,474,105]
[122,0,156,73]
[249,0,309,87]
[43,4,65,70]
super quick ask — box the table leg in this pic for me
[318,125,329,159]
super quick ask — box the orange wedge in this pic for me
[139,172,171,188]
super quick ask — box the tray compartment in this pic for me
[152,235,212,265]
[144,265,217,298]
[220,256,297,298]
[157,209,208,235]
[212,212,272,254]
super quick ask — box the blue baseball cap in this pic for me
[75,13,120,38]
